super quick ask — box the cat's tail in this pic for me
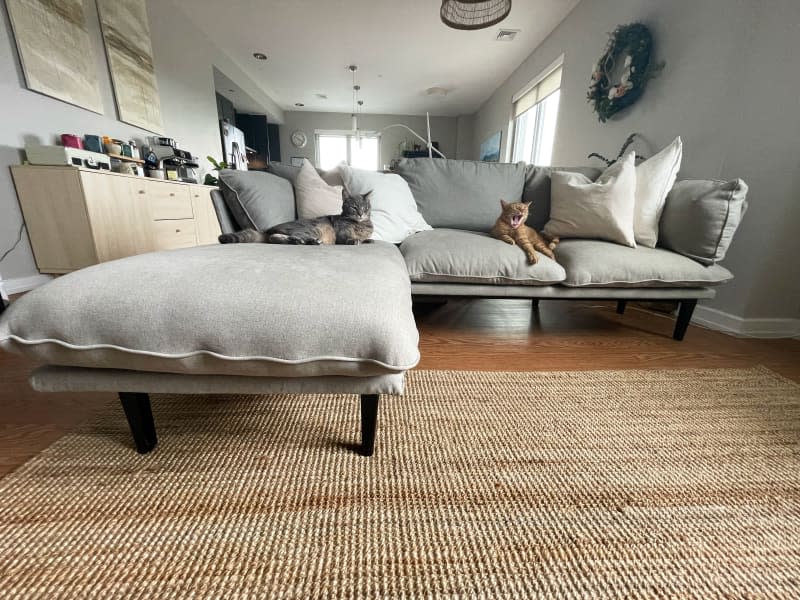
[218,229,268,244]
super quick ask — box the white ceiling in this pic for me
[179,0,580,118]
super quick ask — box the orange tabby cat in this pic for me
[491,199,559,264]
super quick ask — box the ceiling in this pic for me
[179,0,580,119]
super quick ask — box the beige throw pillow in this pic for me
[295,159,343,219]
[634,136,682,247]
[544,152,637,247]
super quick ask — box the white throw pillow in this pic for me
[634,136,682,247]
[544,152,637,247]
[340,166,432,243]
[295,159,343,219]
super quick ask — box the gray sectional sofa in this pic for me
[212,158,748,341]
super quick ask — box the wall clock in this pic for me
[291,130,308,148]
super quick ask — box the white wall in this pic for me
[279,111,459,169]
[0,0,282,284]
[472,0,800,321]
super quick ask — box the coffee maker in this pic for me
[143,137,199,183]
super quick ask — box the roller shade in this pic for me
[512,66,562,119]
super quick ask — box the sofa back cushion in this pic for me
[395,158,526,231]
[218,170,295,230]
[523,165,602,230]
[659,178,748,265]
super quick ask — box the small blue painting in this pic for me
[480,131,502,162]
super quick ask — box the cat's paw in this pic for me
[218,233,238,244]
[526,254,538,265]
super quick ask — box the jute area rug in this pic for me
[1,367,799,598]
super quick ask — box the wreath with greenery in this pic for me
[588,23,663,123]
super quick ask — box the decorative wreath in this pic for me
[588,23,663,123]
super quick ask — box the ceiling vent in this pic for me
[496,29,520,42]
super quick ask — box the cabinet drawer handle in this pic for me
[169,192,175,197]
[175,229,181,233]
[138,190,145,194]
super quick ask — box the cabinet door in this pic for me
[81,172,154,262]
[190,185,222,245]
[10,167,98,272]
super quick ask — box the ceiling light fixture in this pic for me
[253,52,268,60]
[440,0,512,31]
[349,65,361,137]
[295,102,304,107]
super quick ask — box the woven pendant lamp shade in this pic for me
[440,0,512,30]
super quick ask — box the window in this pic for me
[316,132,379,171]
[510,63,562,166]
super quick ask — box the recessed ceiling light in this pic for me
[295,102,305,107]
[426,86,449,97]
[253,52,268,60]
[496,29,520,41]
[315,94,328,100]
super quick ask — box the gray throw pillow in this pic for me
[218,170,296,230]
[523,165,602,230]
[659,178,749,265]
[395,158,526,231]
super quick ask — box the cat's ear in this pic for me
[522,200,532,208]
[500,199,508,209]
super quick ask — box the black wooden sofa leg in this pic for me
[673,300,698,341]
[616,300,627,314]
[119,392,157,454]
[360,394,379,457]
[531,299,540,310]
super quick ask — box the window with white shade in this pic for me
[511,62,562,166]
[316,132,379,171]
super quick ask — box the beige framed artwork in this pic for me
[6,0,103,113]
[96,0,164,133]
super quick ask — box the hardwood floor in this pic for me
[1,298,798,476]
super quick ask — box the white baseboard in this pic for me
[2,274,52,295]
[693,305,800,339]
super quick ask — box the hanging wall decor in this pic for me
[97,0,164,133]
[6,0,103,113]
[587,23,664,123]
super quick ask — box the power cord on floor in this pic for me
[0,221,25,264]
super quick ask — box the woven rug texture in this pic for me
[1,367,799,598]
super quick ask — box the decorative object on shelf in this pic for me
[480,131,502,162]
[291,131,308,148]
[6,0,103,113]
[588,23,664,123]
[440,0,512,31]
[24,144,111,171]
[97,0,164,133]
[203,156,229,186]
[60,134,83,149]
[83,135,104,154]
[588,133,647,166]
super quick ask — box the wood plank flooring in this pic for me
[1,298,798,477]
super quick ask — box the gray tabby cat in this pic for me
[218,191,373,245]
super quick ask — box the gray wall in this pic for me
[279,111,459,169]
[472,0,800,321]
[0,0,282,282]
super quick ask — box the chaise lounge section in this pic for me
[0,242,420,455]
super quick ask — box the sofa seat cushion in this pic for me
[0,243,420,378]
[555,240,733,288]
[400,229,566,286]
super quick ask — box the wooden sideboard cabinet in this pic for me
[10,166,222,274]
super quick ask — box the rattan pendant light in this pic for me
[440,0,512,30]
